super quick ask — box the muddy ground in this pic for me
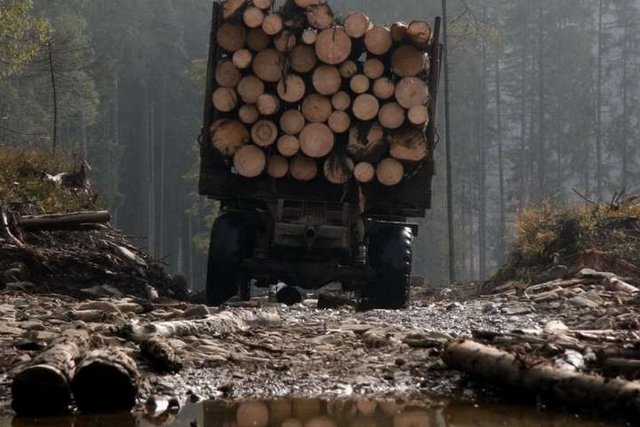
[2,275,636,418]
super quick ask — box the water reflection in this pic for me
[1,398,627,427]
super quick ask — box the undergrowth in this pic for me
[0,147,96,214]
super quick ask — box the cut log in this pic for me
[18,211,111,230]
[274,30,296,53]
[294,0,320,6]
[223,0,249,21]
[210,119,250,156]
[280,109,306,135]
[277,135,300,157]
[262,13,283,35]
[376,158,405,186]
[253,49,284,82]
[253,0,272,10]
[373,77,396,100]
[331,91,351,111]
[392,45,427,77]
[344,12,370,38]
[267,155,289,178]
[217,23,247,53]
[140,336,183,374]
[290,44,317,73]
[328,110,351,133]
[239,104,260,125]
[247,28,271,52]
[348,123,386,161]
[11,329,89,416]
[306,3,334,30]
[234,144,267,177]
[251,120,279,147]
[354,162,375,183]
[212,87,238,112]
[390,22,408,42]
[324,154,354,185]
[350,74,370,94]
[71,350,139,413]
[277,74,306,103]
[233,49,253,69]
[408,105,430,126]
[313,65,342,95]
[301,28,318,45]
[339,60,358,78]
[315,27,352,65]
[363,58,385,80]
[378,103,406,130]
[290,156,318,181]
[237,75,265,103]
[364,26,393,56]
[395,77,429,109]
[301,94,332,123]
[389,126,428,162]
[257,93,281,116]
[352,94,380,121]
[406,20,432,49]
[444,340,640,417]
[300,123,335,158]
[243,6,265,28]
[215,60,242,88]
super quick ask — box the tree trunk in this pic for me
[290,45,317,73]
[19,211,112,230]
[376,158,404,186]
[253,49,285,82]
[338,60,358,78]
[442,0,455,283]
[373,77,395,100]
[280,109,306,135]
[352,94,380,121]
[350,74,370,94]
[324,154,354,185]
[253,0,272,10]
[47,42,58,153]
[378,103,406,130]
[238,75,265,103]
[212,87,238,112]
[294,0,320,7]
[354,162,375,183]
[301,28,318,45]
[290,155,318,181]
[595,0,604,200]
[277,74,306,103]
[408,105,429,126]
[344,12,370,38]
[140,336,183,374]
[247,28,270,52]
[299,123,334,157]
[210,119,250,156]
[267,155,289,178]
[251,119,278,147]
[388,126,428,161]
[274,30,296,53]
[315,27,352,65]
[257,94,281,116]
[223,0,249,21]
[233,49,253,70]
[306,4,334,30]
[348,123,385,162]
[312,65,341,95]
[234,144,267,177]
[406,20,431,49]
[239,104,260,124]
[363,58,385,80]
[331,91,351,111]
[364,26,393,56]
[392,45,427,77]
[218,23,247,52]
[390,22,408,42]
[301,94,332,123]
[277,135,300,156]
[243,6,265,28]
[262,13,283,35]
[495,56,506,264]
[328,110,351,133]
[395,77,429,109]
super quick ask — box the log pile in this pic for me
[209,0,434,186]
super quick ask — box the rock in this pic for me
[501,304,532,316]
[70,309,107,322]
[18,320,45,331]
[183,305,210,319]
[482,303,498,314]
[446,302,464,311]
[603,277,639,293]
[577,268,617,280]
[569,293,602,309]
[0,324,24,336]
[543,320,569,336]
[117,302,145,314]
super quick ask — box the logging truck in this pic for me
[200,0,442,309]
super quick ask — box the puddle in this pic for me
[0,398,629,427]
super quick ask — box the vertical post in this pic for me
[47,41,58,154]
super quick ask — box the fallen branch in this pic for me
[443,340,640,416]
[18,211,111,230]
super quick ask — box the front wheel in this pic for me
[365,226,413,309]
[206,212,256,306]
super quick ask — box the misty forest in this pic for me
[2,0,638,288]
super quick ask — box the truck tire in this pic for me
[206,212,256,306]
[366,226,413,309]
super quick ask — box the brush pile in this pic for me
[210,0,435,186]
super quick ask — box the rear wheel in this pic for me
[365,225,413,309]
[206,212,256,306]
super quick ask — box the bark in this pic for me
[328,110,351,134]
[251,119,279,146]
[312,65,342,95]
[243,6,265,28]
[222,0,249,21]
[267,155,290,178]
[395,77,429,109]
[290,155,318,181]
[378,103,406,130]
[277,135,300,157]
[444,340,640,417]
[376,158,404,186]
[262,13,283,35]
[212,87,238,112]
[350,74,370,94]
[301,94,332,123]
[239,104,260,124]
[299,123,334,157]
[324,154,354,185]
[71,350,139,413]
[373,77,395,100]
[12,329,90,416]
[253,49,285,82]
[363,58,385,80]
[210,119,250,156]
[352,94,380,121]
[306,4,334,30]
[364,26,393,56]
[354,162,375,183]
[247,28,270,52]
[315,27,352,65]
[389,126,428,162]
[392,45,427,77]
[290,45,317,73]
[331,91,351,111]
[257,94,281,116]
[280,109,306,135]
[234,144,267,177]
[217,59,243,86]
[277,74,306,103]
[19,211,111,230]
[237,75,265,104]
[218,23,247,52]
[406,20,432,49]
[140,336,183,374]
[344,12,370,38]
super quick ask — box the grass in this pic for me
[0,147,96,214]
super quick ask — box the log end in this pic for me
[12,365,72,416]
[72,358,138,413]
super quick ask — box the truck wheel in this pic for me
[366,226,413,309]
[206,212,256,306]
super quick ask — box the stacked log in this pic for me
[209,0,433,186]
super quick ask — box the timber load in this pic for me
[207,0,435,187]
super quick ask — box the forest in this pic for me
[1,0,639,288]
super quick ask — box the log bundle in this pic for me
[209,0,434,187]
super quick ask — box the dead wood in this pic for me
[140,336,183,374]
